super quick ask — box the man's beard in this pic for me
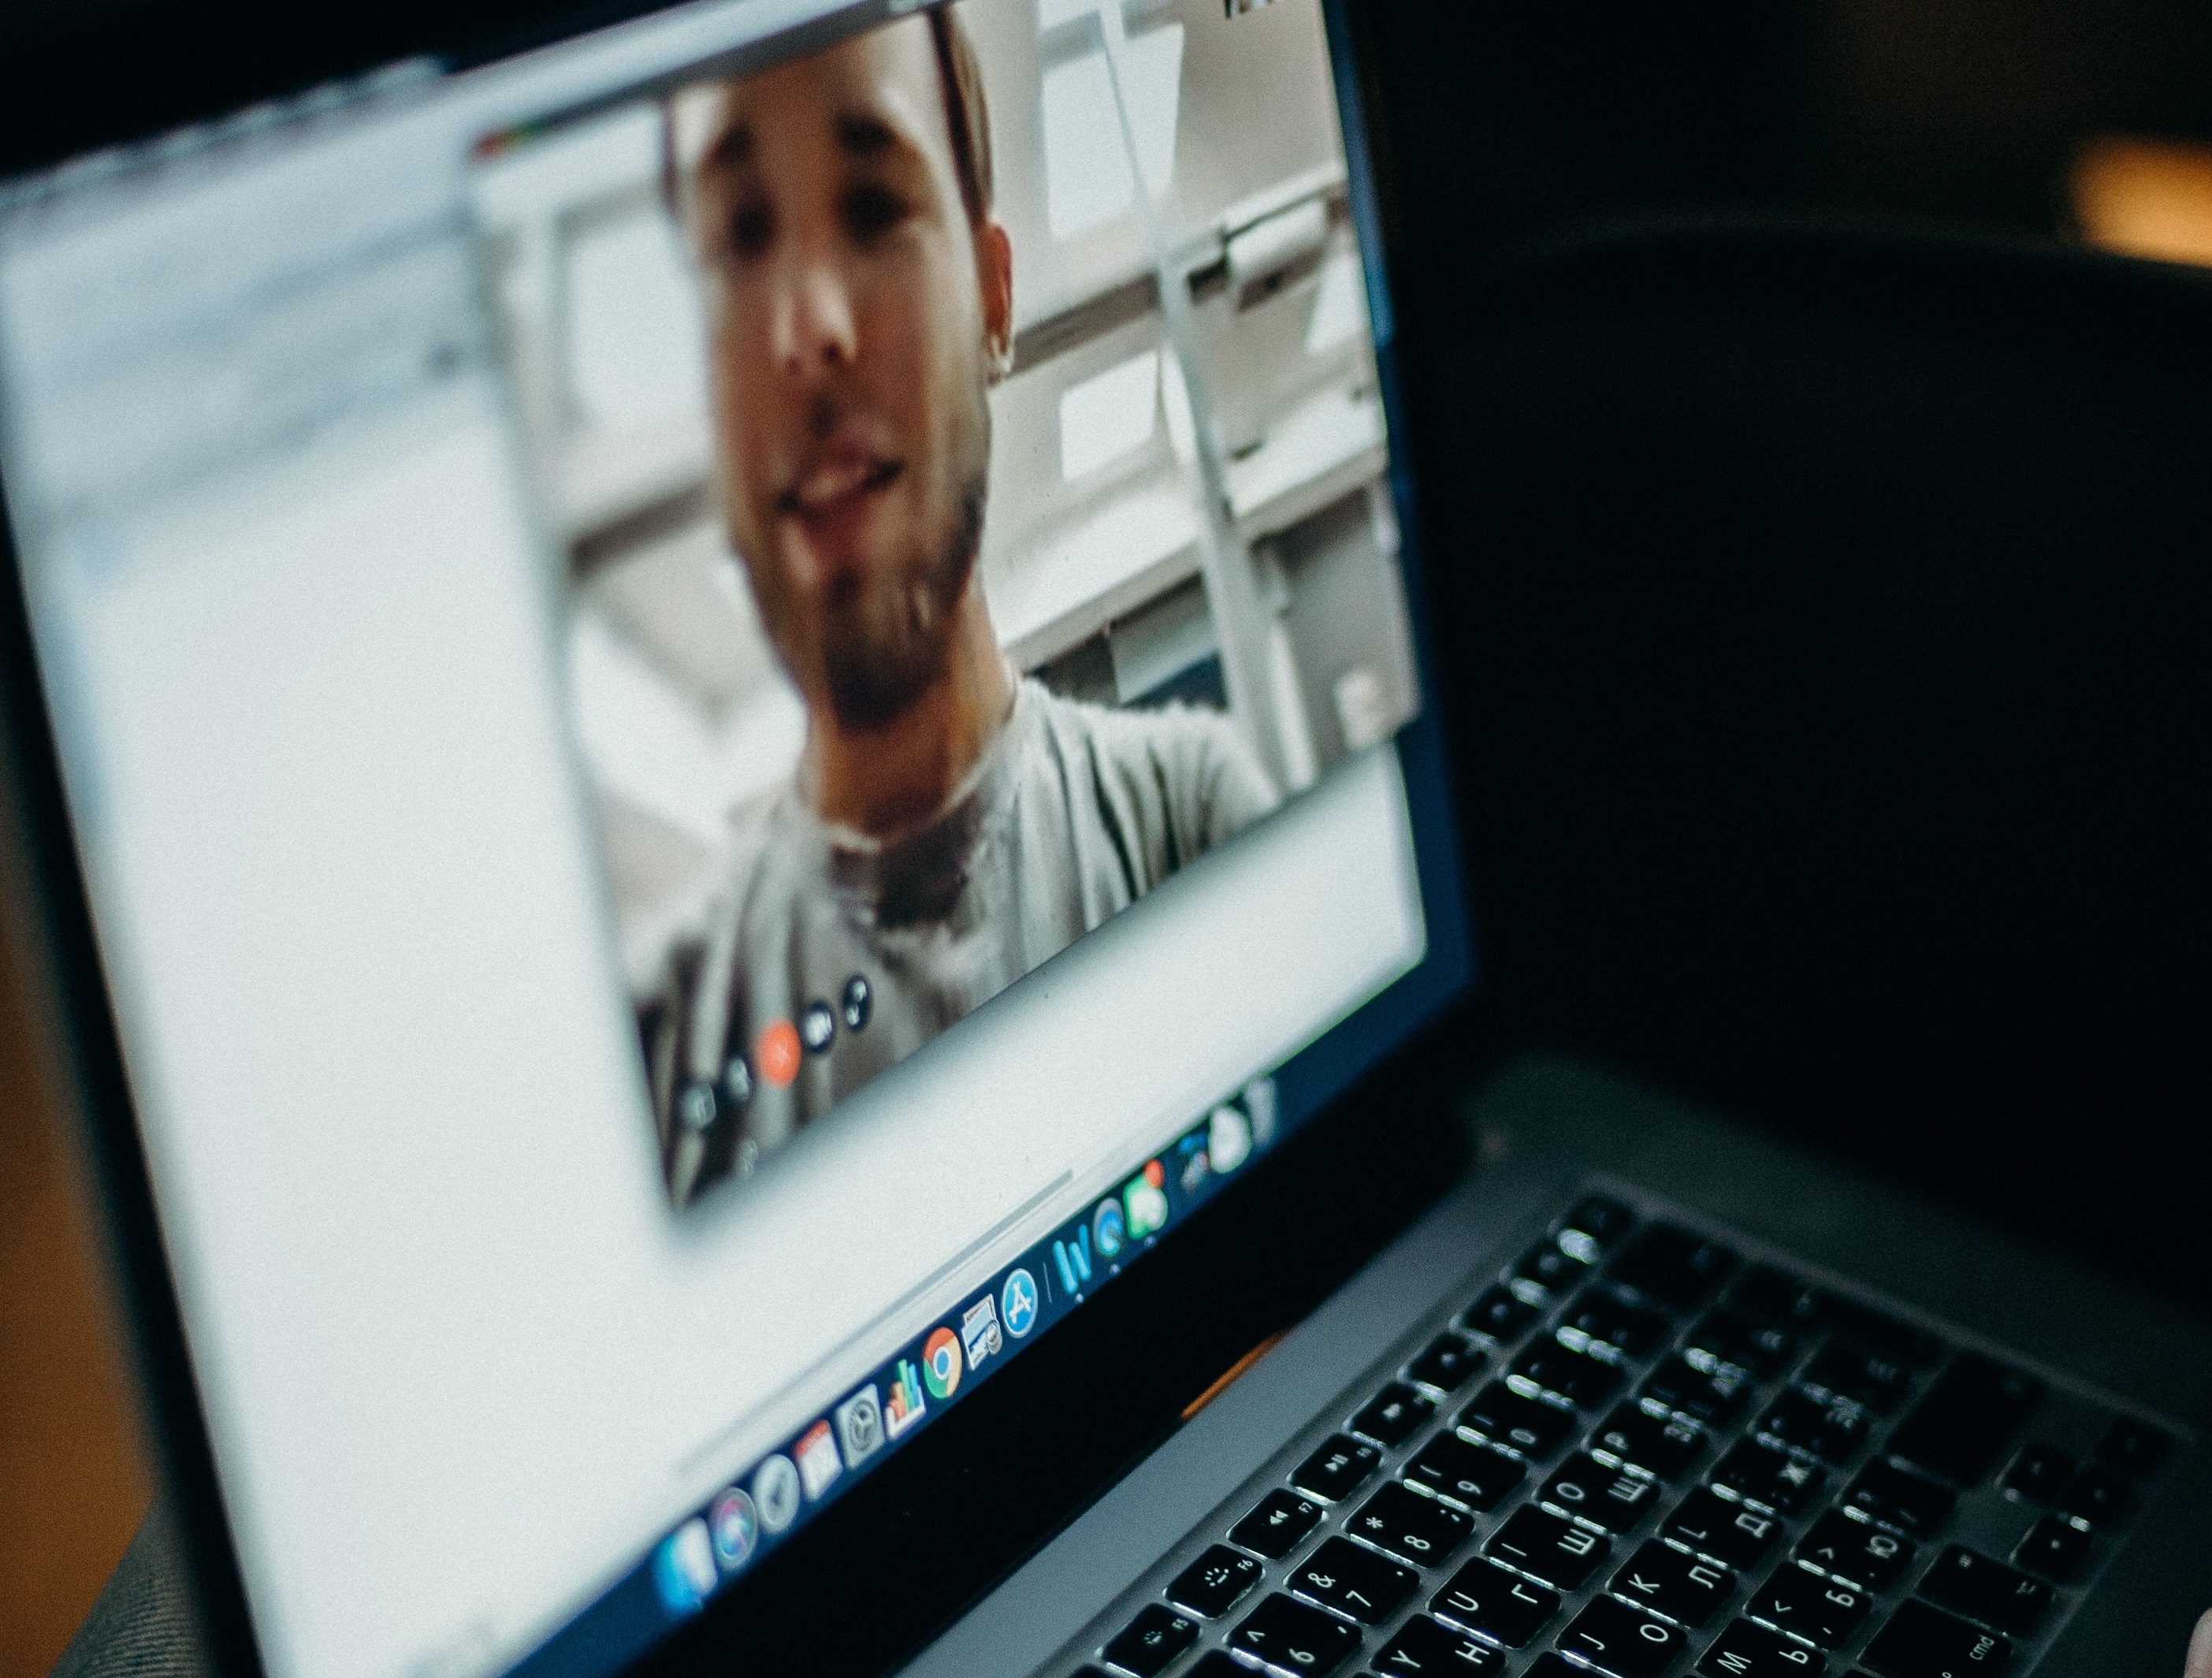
[816,471,987,731]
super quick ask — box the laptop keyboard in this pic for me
[1053,1186,2187,1678]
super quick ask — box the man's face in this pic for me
[675,21,1010,732]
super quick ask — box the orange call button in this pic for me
[756,1019,801,1088]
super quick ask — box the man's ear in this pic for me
[978,218,1015,383]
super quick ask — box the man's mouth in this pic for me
[777,452,903,523]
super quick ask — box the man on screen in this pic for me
[643,6,1279,1206]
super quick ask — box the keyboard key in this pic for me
[1184,1658,1249,1678]
[1403,1432,1525,1511]
[1859,1599,2011,1676]
[1168,1546,1264,1617]
[1100,1604,1199,1676]
[1916,1546,2052,1637]
[1430,1558,1560,1646]
[1558,1596,1690,1678]
[1730,1266,1831,1332]
[1664,1488,1783,1571]
[1688,1309,1801,1379]
[1350,1483,1474,1566]
[1816,1298,1945,1370]
[2054,1464,2130,1528]
[1885,1356,2043,1486]
[1515,1241,1592,1300]
[1407,1334,1486,1394]
[1746,1562,1870,1650]
[1559,1292,1672,1362]
[1295,1435,1384,1503]
[2011,1514,2091,1583]
[1591,1403,1706,1483]
[1759,1390,1872,1466]
[1608,1226,1738,1312]
[1801,1343,1913,1415]
[1701,1617,1828,1676]
[1514,1341,1625,1410]
[1526,1658,1583,1678]
[1712,1439,1827,1515]
[2095,1415,2175,1477]
[1843,1460,1956,1538]
[1560,1195,1638,1260]
[1460,1382,1574,1459]
[1541,1452,1663,1534]
[1644,1356,1753,1426]
[1611,1538,1734,1628]
[1354,1383,1437,1447]
[1997,1442,2073,1504]
[1795,1509,1915,1592]
[1486,1504,1611,1590]
[1374,1614,1507,1673]
[1227,1594,1363,1677]
[1292,1536,1418,1624]
[1731,1271,1942,1370]
[1463,1285,1540,1344]
[1232,1489,1324,1558]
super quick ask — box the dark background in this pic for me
[11,0,2212,225]
[1341,0,2212,1323]
[1356,0,2212,303]
[3,0,2209,1670]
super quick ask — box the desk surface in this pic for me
[0,925,151,1678]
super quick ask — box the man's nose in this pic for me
[774,252,858,378]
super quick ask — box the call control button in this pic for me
[842,974,872,1031]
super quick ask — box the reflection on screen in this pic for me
[471,0,1420,1208]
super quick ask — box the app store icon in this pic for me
[1002,1268,1039,1338]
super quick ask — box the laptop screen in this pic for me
[0,1,1467,1674]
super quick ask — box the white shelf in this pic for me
[991,480,1203,669]
[1227,380,1386,541]
[552,412,710,544]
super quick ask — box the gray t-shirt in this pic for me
[642,679,1280,1206]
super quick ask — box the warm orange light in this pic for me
[1180,1331,1286,1422]
[756,1018,801,1087]
[2072,136,2212,268]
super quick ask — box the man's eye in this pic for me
[842,184,907,242]
[728,201,774,259]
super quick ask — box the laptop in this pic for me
[0,2,2204,1678]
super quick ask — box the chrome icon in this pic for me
[923,1324,963,1400]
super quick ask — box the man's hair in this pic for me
[928,6,994,226]
[664,4,994,227]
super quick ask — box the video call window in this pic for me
[470,0,1418,1210]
